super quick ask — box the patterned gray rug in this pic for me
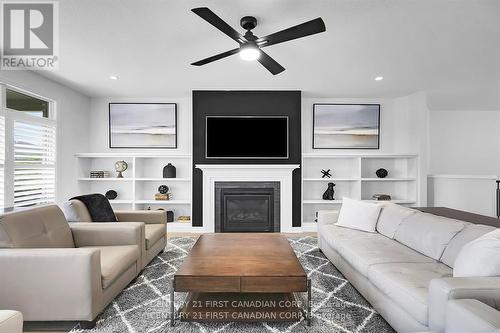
[70,236,394,333]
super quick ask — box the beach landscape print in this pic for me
[313,104,380,149]
[109,103,177,148]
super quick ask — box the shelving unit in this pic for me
[75,153,193,231]
[75,152,418,233]
[302,154,419,231]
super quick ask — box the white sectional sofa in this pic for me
[0,310,23,333]
[317,202,500,333]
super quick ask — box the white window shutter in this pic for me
[13,121,56,207]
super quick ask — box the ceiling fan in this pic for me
[190,7,326,75]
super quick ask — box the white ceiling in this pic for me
[39,0,500,109]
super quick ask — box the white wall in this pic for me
[0,71,91,204]
[89,97,192,155]
[430,110,500,176]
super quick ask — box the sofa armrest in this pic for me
[445,299,500,333]
[70,222,143,247]
[114,210,167,225]
[0,248,102,321]
[0,310,23,333]
[428,277,500,332]
[317,210,339,226]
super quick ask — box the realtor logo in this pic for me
[1,1,58,70]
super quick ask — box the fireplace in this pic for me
[215,182,280,232]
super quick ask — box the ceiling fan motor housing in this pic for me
[240,16,257,30]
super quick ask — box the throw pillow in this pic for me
[453,229,500,277]
[336,197,382,233]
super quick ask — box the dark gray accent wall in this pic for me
[192,90,302,228]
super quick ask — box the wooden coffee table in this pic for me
[170,234,311,326]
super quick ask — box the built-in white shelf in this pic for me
[303,153,418,159]
[107,200,134,204]
[135,178,190,182]
[302,154,419,227]
[361,178,416,182]
[302,222,318,232]
[303,200,343,204]
[75,153,191,158]
[78,178,133,181]
[76,153,193,232]
[167,221,194,232]
[303,199,416,205]
[362,199,416,204]
[303,178,359,182]
[135,200,191,205]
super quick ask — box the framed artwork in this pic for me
[313,104,380,149]
[109,103,177,148]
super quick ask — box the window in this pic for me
[6,89,49,118]
[0,85,56,209]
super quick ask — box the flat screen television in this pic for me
[206,116,289,159]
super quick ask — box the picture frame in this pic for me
[312,103,380,149]
[109,103,177,149]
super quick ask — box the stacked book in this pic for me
[178,215,191,223]
[90,171,110,178]
[154,193,172,201]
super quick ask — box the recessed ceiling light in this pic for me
[109,75,119,80]
[375,76,384,81]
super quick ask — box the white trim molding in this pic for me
[195,164,300,233]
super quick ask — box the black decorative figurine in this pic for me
[376,168,388,178]
[322,182,336,200]
[321,169,332,178]
[163,163,176,178]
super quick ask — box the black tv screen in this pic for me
[206,116,289,159]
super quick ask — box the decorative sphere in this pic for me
[376,168,388,178]
[105,190,117,200]
[115,160,128,172]
[158,185,169,194]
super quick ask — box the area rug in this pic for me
[70,236,395,333]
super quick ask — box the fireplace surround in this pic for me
[215,181,280,232]
[195,164,300,233]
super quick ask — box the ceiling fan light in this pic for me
[239,45,261,61]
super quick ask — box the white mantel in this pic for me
[195,164,300,233]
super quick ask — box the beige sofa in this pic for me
[0,205,143,327]
[0,310,23,333]
[317,204,500,333]
[63,199,167,270]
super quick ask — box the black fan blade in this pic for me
[191,48,240,66]
[256,17,326,48]
[192,7,245,44]
[257,50,285,75]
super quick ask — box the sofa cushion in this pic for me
[62,200,93,222]
[440,224,495,267]
[145,224,165,250]
[336,197,382,233]
[454,229,500,277]
[368,262,452,325]
[0,310,23,333]
[334,236,435,276]
[0,205,75,248]
[377,203,417,239]
[319,223,378,250]
[82,245,139,288]
[394,212,467,260]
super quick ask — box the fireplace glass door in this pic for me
[221,188,274,232]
